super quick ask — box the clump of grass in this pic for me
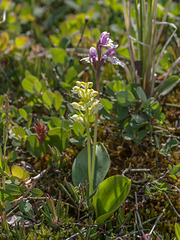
[122,0,179,97]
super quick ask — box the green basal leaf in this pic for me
[94,175,131,225]
[171,163,180,176]
[5,201,13,212]
[123,134,134,141]
[72,143,110,190]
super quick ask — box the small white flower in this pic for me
[71,114,84,124]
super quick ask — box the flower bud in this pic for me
[72,86,79,94]
[88,82,93,88]
[89,47,97,58]
[71,114,84,124]
[71,102,80,111]
[76,81,81,87]
[99,31,110,45]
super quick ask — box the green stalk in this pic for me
[86,119,93,198]
[91,113,98,184]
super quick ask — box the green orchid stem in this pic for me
[91,113,98,205]
[91,113,98,184]
[86,122,93,198]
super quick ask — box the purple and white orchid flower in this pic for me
[81,31,120,68]
[99,31,118,49]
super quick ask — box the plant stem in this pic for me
[86,121,93,197]
[91,113,98,183]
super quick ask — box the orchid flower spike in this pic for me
[81,31,121,68]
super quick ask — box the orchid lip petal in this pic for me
[80,57,90,62]
[106,48,115,56]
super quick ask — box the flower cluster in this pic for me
[71,81,103,125]
[81,31,120,69]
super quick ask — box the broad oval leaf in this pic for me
[94,175,131,225]
[72,143,110,190]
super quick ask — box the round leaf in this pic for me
[11,165,25,179]
[94,175,131,225]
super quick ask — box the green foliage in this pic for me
[25,135,44,157]
[41,195,69,228]
[122,0,179,98]
[45,127,69,153]
[175,223,180,240]
[72,143,110,190]
[116,90,135,107]
[94,175,131,225]
[0,0,179,238]
[105,80,167,144]
[50,48,67,65]
[156,76,180,96]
